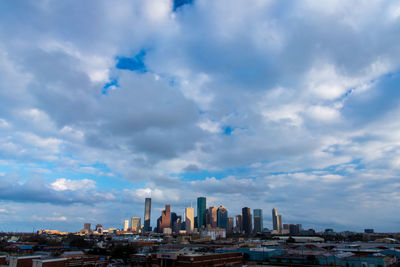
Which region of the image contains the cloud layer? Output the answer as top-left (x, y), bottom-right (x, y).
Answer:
top-left (0, 0), bottom-right (400, 232)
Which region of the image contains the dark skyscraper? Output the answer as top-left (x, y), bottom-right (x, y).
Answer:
top-left (144, 198), bottom-right (151, 231)
top-left (197, 197), bottom-right (206, 229)
top-left (253, 209), bottom-right (263, 233)
top-left (217, 206), bottom-right (228, 230)
top-left (242, 207), bottom-right (252, 234)
top-left (227, 217), bottom-right (234, 233)
top-left (272, 208), bottom-right (278, 231)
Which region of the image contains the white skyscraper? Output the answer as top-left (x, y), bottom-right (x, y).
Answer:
top-left (123, 219), bottom-right (129, 231)
top-left (185, 207), bottom-right (194, 233)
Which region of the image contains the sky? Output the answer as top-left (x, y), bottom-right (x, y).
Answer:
top-left (0, 0), bottom-right (400, 233)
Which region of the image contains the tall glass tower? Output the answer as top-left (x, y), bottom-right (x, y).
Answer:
top-left (144, 198), bottom-right (151, 231)
top-left (242, 207), bottom-right (252, 234)
top-left (253, 209), bottom-right (263, 233)
top-left (217, 206), bottom-right (228, 229)
top-left (197, 197), bottom-right (206, 229)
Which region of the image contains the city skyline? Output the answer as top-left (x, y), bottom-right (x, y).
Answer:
top-left (0, 0), bottom-right (400, 232)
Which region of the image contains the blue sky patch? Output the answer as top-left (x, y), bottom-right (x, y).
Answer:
top-left (116, 50), bottom-right (147, 72)
top-left (173, 0), bottom-right (194, 11)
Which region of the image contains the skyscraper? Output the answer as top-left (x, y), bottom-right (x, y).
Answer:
top-left (272, 208), bottom-right (278, 231)
top-left (235, 215), bottom-right (242, 232)
top-left (208, 206), bottom-right (218, 228)
top-left (144, 198), bottom-right (151, 232)
top-left (253, 209), bottom-right (263, 233)
top-left (217, 206), bottom-right (228, 230)
top-left (227, 217), bottom-right (234, 233)
top-left (123, 219), bottom-right (129, 231)
top-left (173, 215), bottom-right (182, 233)
top-left (278, 214), bottom-right (282, 233)
top-left (185, 207), bottom-right (194, 232)
top-left (197, 197), bottom-right (206, 229)
top-left (159, 204), bottom-right (171, 233)
top-left (171, 212), bottom-right (178, 229)
top-left (131, 217), bottom-right (141, 232)
top-left (242, 207), bottom-right (252, 234)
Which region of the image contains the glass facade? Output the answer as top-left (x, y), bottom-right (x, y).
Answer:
top-left (197, 197), bottom-right (206, 229)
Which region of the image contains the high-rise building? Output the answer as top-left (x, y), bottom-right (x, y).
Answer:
top-left (235, 215), bottom-right (242, 232)
top-left (278, 214), bottom-right (282, 233)
top-left (159, 204), bottom-right (171, 233)
top-left (131, 217), bottom-right (141, 232)
top-left (272, 208), bottom-right (278, 231)
top-left (217, 206), bottom-right (228, 230)
top-left (173, 216), bottom-right (182, 233)
top-left (242, 207), bottom-right (252, 234)
top-left (208, 206), bottom-right (218, 228)
top-left (227, 217), bottom-right (234, 233)
top-left (194, 216), bottom-right (198, 229)
top-left (95, 224), bottom-right (103, 234)
top-left (144, 198), bottom-right (151, 232)
top-left (197, 197), bottom-right (206, 229)
top-left (253, 209), bottom-right (263, 233)
top-left (84, 223), bottom-right (91, 231)
top-left (123, 220), bottom-right (129, 231)
top-left (171, 212), bottom-right (178, 229)
top-left (185, 207), bottom-right (194, 233)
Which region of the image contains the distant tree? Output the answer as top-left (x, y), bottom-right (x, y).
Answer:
top-left (88, 247), bottom-right (108, 255)
top-left (67, 236), bottom-right (90, 249)
top-left (286, 236), bottom-right (296, 243)
top-left (110, 244), bottom-right (138, 263)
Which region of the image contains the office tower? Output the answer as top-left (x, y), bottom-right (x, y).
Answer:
top-left (171, 212), bottom-right (178, 225)
top-left (123, 220), bottom-right (129, 231)
top-left (217, 206), bottom-right (228, 230)
top-left (227, 217), bottom-right (234, 233)
top-left (84, 223), bottom-right (91, 231)
top-left (208, 206), bottom-right (218, 228)
top-left (194, 216), bottom-right (198, 229)
top-left (173, 215), bottom-right (182, 233)
top-left (289, 224), bottom-right (301, 234)
top-left (131, 217), bottom-right (141, 232)
top-left (185, 207), bottom-right (194, 233)
top-left (278, 214), bottom-right (282, 233)
top-left (272, 208), bottom-right (278, 231)
top-left (171, 212), bottom-right (178, 232)
top-left (156, 216), bottom-right (161, 233)
top-left (95, 224), bottom-right (103, 234)
top-left (197, 197), bottom-right (206, 229)
top-left (144, 198), bottom-right (151, 232)
top-left (159, 204), bottom-right (171, 233)
top-left (253, 209), bottom-right (263, 233)
top-left (235, 215), bottom-right (242, 232)
top-left (242, 207), bottom-right (252, 234)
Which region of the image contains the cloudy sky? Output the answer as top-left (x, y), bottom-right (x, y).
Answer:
top-left (1, 0), bottom-right (400, 232)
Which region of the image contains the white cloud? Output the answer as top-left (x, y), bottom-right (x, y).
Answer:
top-left (50, 178), bottom-right (96, 192)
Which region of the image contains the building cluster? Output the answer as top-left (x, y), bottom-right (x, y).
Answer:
top-left (76, 196), bottom-right (308, 238)
top-left (147, 197), bottom-right (270, 236)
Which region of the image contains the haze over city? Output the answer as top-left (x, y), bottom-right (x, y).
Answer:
top-left (1, 0), bottom-right (400, 233)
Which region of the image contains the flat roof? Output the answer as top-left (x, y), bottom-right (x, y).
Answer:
top-left (32, 258), bottom-right (67, 263)
top-left (11, 256), bottom-right (41, 259)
